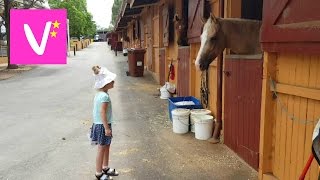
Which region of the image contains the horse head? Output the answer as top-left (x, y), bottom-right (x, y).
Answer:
top-left (174, 13), bottom-right (188, 46)
top-left (195, 14), bottom-right (225, 71)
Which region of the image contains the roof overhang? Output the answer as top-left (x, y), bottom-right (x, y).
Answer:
top-left (123, 6), bottom-right (143, 17)
top-left (114, 0), bottom-right (159, 31)
top-left (130, 0), bottom-right (159, 9)
top-left (116, 16), bottom-right (131, 30)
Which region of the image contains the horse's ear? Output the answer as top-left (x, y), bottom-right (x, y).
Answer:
top-left (210, 13), bottom-right (217, 23)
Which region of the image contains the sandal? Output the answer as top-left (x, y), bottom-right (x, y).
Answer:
top-left (95, 173), bottom-right (113, 180)
top-left (103, 168), bottom-right (119, 176)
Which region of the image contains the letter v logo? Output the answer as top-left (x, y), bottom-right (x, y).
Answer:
top-left (24, 21), bottom-right (52, 55)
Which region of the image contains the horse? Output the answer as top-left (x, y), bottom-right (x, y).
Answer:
top-left (174, 13), bottom-right (189, 46)
top-left (195, 14), bottom-right (262, 71)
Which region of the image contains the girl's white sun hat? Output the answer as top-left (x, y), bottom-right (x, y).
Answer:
top-left (93, 67), bottom-right (116, 89)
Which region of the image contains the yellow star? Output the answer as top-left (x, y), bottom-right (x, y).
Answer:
top-left (52, 20), bottom-right (60, 29)
top-left (50, 30), bottom-right (57, 38)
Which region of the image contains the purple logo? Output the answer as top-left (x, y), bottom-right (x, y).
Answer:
top-left (10, 9), bottom-right (67, 64)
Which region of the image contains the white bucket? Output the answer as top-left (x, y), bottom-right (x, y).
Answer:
top-left (194, 115), bottom-right (214, 140)
top-left (172, 108), bottom-right (190, 134)
top-left (190, 109), bottom-right (211, 133)
top-left (160, 87), bottom-right (171, 99)
top-left (123, 48), bottom-right (128, 56)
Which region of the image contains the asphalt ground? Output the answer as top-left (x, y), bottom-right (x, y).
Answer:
top-left (0, 42), bottom-right (257, 180)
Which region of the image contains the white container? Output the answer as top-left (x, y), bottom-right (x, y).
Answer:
top-left (172, 108), bottom-right (190, 134)
top-left (160, 87), bottom-right (171, 99)
top-left (123, 48), bottom-right (128, 56)
top-left (194, 115), bottom-right (214, 140)
top-left (190, 109), bottom-right (211, 133)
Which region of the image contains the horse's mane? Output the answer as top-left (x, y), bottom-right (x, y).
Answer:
top-left (218, 18), bottom-right (261, 22)
top-left (217, 18), bottom-right (262, 26)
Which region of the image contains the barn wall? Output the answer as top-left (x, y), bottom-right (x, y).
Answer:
top-left (146, 7), bottom-right (154, 72)
top-left (140, 8), bottom-right (148, 69)
top-left (260, 52), bottom-right (320, 180)
top-left (166, 45), bottom-right (178, 85)
top-left (190, 43), bottom-right (201, 100)
top-left (224, 0), bottom-right (241, 18)
top-left (163, 0), bottom-right (178, 86)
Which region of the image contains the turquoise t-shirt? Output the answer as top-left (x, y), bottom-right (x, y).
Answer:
top-left (93, 92), bottom-right (113, 124)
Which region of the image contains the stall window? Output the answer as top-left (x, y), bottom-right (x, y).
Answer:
top-left (241, 0), bottom-right (263, 20)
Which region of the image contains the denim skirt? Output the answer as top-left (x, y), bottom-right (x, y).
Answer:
top-left (89, 123), bottom-right (112, 145)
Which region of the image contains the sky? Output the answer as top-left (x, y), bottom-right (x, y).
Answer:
top-left (87, 0), bottom-right (114, 29)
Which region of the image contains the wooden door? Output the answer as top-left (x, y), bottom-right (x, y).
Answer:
top-left (224, 56), bottom-right (263, 170)
top-left (177, 46), bottom-right (190, 96)
top-left (153, 16), bottom-right (160, 47)
top-left (188, 0), bottom-right (206, 43)
top-left (261, 0), bottom-right (320, 53)
top-left (159, 48), bottom-right (166, 85)
top-left (146, 12), bottom-right (153, 71)
top-left (162, 4), bottom-right (169, 47)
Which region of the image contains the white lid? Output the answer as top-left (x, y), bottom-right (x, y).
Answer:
top-left (190, 109), bottom-right (211, 115)
top-left (194, 115), bottom-right (214, 123)
top-left (172, 108), bottom-right (190, 116)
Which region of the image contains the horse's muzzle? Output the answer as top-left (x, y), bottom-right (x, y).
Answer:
top-left (199, 62), bottom-right (210, 71)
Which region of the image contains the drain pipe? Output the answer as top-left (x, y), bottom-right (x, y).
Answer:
top-left (211, 0), bottom-right (224, 143)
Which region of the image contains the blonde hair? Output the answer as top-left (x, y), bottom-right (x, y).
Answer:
top-left (92, 66), bottom-right (101, 75)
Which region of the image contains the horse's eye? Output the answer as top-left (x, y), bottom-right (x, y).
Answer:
top-left (211, 37), bottom-right (217, 41)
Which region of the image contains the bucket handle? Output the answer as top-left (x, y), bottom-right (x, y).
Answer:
top-left (173, 115), bottom-right (190, 126)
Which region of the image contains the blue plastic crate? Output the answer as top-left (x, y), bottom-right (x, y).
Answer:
top-left (168, 96), bottom-right (203, 121)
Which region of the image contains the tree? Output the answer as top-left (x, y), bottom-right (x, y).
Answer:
top-left (83, 12), bottom-right (96, 38)
top-left (111, 0), bottom-right (122, 26)
top-left (0, 0), bottom-right (45, 69)
top-left (49, 0), bottom-right (96, 39)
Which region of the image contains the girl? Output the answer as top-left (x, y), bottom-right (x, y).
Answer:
top-left (90, 66), bottom-right (119, 180)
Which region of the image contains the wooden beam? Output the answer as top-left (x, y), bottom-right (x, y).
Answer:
top-left (259, 52), bottom-right (277, 179)
top-left (271, 82), bottom-right (320, 101)
top-left (129, 0), bottom-right (135, 8)
top-left (225, 54), bottom-right (263, 60)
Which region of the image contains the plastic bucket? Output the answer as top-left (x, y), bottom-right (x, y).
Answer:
top-left (172, 108), bottom-right (190, 134)
top-left (123, 48), bottom-right (128, 56)
top-left (190, 109), bottom-right (211, 133)
top-left (168, 96), bottom-right (202, 121)
top-left (194, 115), bottom-right (214, 140)
top-left (160, 87), bottom-right (171, 99)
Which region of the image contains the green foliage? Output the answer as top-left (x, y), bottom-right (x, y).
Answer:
top-left (111, 0), bottom-right (122, 26)
top-left (48, 0), bottom-right (60, 9)
top-left (49, 0), bottom-right (97, 38)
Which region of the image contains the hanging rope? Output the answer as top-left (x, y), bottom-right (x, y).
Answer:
top-left (269, 77), bottom-right (319, 125)
top-left (201, 70), bottom-right (209, 108)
